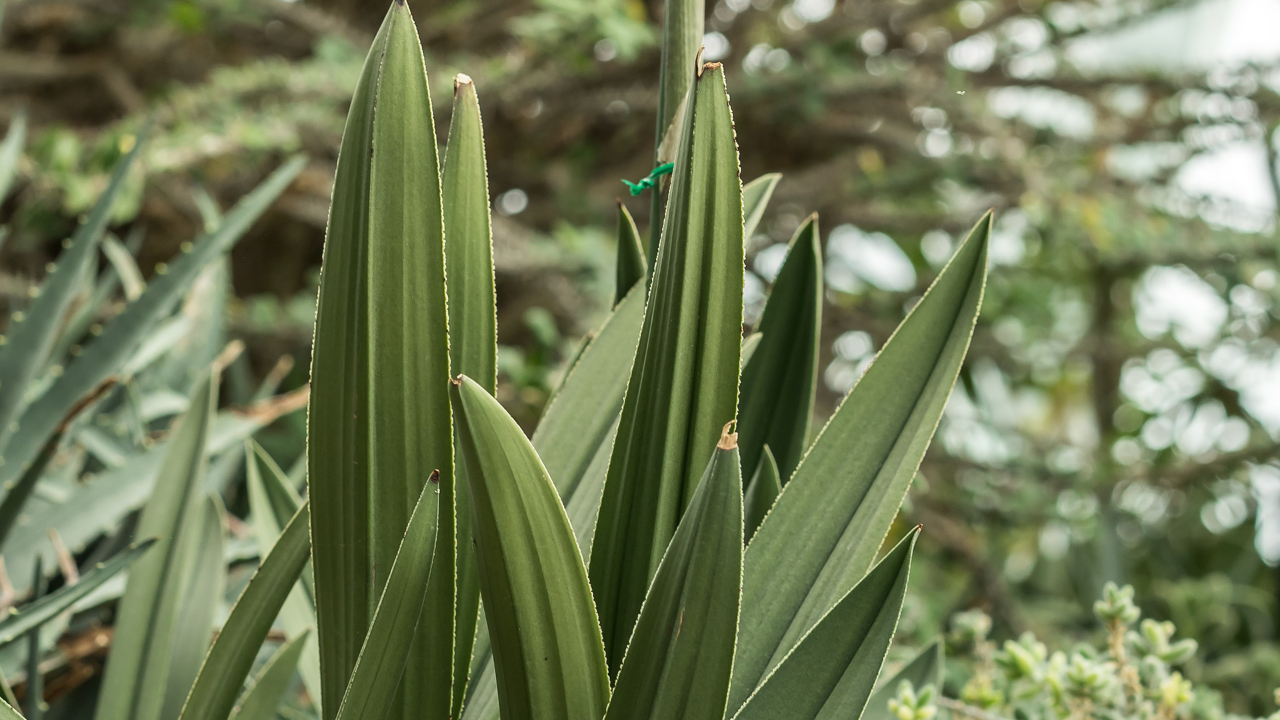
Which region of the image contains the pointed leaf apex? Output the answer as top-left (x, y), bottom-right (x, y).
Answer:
top-left (455, 73), bottom-right (474, 91)
top-left (451, 375), bottom-right (465, 386)
top-left (719, 421), bottom-right (739, 450)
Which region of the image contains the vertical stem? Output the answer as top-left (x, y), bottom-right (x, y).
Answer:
top-left (1090, 263), bottom-right (1124, 592)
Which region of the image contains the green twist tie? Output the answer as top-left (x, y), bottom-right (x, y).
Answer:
top-left (622, 162), bottom-right (675, 196)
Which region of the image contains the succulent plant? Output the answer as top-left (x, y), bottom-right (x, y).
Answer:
top-left (0, 0), bottom-right (991, 717)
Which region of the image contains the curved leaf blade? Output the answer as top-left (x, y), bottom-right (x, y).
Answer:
top-left (743, 445), bottom-right (780, 542)
top-left (730, 215), bottom-right (990, 710)
top-left (443, 73), bottom-right (497, 720)
top-left (306, 4), bottom-right (453, 718)
top-left (863, 641), bottom-right (944, 720)
top-left (590, 63), bottom-right (744, 673)
top-left (451, 376), bottom-right (610, 720)
top-left (0, 111), bottom-right (25, 202)
top-left (96, 371), bottom-right (219, 720)
top-left (614, 202), bottom-right (646, 305)
top-left (737, 215), bottom-right (822, 484)
top-left (741, 173), bottom-right (781, 242)
top-left (177, 503), bottom-right (312, 720)
top-left (229, 631), bottom-right (312, 720)
top-left (734, 531), bottom-right (918, 720)
top-left (604, 430), bottom-right (742, 720)
top-left (332, 479), bottom-right (441, 720)
top-left (161, 495), bottom-right (227, 720)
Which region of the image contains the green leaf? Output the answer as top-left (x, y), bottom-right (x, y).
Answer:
top-left (0, 111), bottom-right (24, 202)
top-left (614, 202), bottom-right (646, 305)
top-left (743, 445), bottom-right (780, 542)
top-left (740, 332), bottom-right (761, 370)
top-left (23, 556), bottom-right (46, 720)
top-left (95, 371), bottom-right (218, 720)
top-left (741, 173), bottom-right (781, 242)
top-left (604, 429), bottom-right (742, 720)
top-left (737, 215), bottom-right (822, 484)
top-left (245, 441), bottom-right (320, 709)
top-left (306, 4), bottom-right (453, 719)
top-left (0, 539), bottom-right (156, 646)
top-left (590, 62), bottom-right (744, 673)
top-left (0, 131), bottom-right (143, 451)
top-left (729, 215), bottom-right (990, 711)
top-left (733, 530), bottom-right (918, 720)
top-left (0, 156), bottom-right (303, 491)
top-left (0, 698), bottom-right (18, 720)
top-left (647, 0), bottom-right (705, 270)
top-left (102, 233), bottom-right (145, 301)
top-left (229, 631), bottom-right (311, 720)
top-left (161, 495), bottom-right (227, 720)
top-left (443, 72), bottom-right (497, 720)
top-left (332, 481), bottom-right (440, 720)
top-left (177, 503), bottom-right (312, 720)
top-left (462, 286), bottom-right (645, 719)
top-left (0, 427), bottom-right (65, 553)
top-left (451, 376), bottom-right (610, 720)
top-left (863, 641), bottom-right (944, 720)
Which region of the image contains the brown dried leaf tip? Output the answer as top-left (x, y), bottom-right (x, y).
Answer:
top-left (428, 469), bottom-right (441, 485)
top-left (454, 73), bottom-right (473, 94)
top-left (718, 421), bottom-right (738, 450)
top-left (451, 375), bottom-right (465, 387)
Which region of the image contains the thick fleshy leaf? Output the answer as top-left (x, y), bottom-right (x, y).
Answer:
top-left (462, 287), bottom-right (645, 719)
top-left (733, 531), bottom-right (918, 720)
top-left (246, 441), bottom-right (321, 707)
top-left (729, 215), bottom-right (990, 710)
top-left (22, 557), bottom-right (45, 720)
top-left (306, 3), bottom-right (453, 718)
top-left (0, 698), bottom-right (18, 720)
top-left (229, 632), bottom-right (311, 720)
top-left (0, 428), bottom-right (64, 553)
top-left (604, 429), bottom-right (742, 720)
top-left (0, 112), bottom-right (24, 202)
top-left (161, 495), bottom-right (227, 720)
top-left (737, 215), bottom-right (822, 484)
top-left (333, 480), bottom-right (441, 720)
top-left (0, 157), bottom-right (303, 490)
top-left (451, 376), bottom-right (610, 720)
top-left (647, 0), bottom-right (705, 270)
top-left (443, 72), bottom-right (497, 720)
top-left (96, 371), bottom-right (218, 720)
top-left (177, 503), bottom-right (312, 720)
top-left (741, 173), bottom-right (781, 241)
top-left (0, 540), bottom-right (155, 645)
top-left (0, 132), bottom-right (142, 451)
top-left (590, 63), bottom-right (744, 673)
top-left (863, 641), bottom-right (944, 720)
top-left (614, 202), bottom-right (646, 305)
top-left (743, 445), bottom-right (780, 541)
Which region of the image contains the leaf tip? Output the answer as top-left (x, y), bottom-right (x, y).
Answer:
top-left (454, 73), bottom-right (474, 93)
top-left (428, 469), bottom-right (441, 485)
top-left (718, 421), bottom-right (738, 450)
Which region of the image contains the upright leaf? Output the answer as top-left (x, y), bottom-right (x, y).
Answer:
top-left (0, 132), bottom-right (143, 450)
top-left (741, 173), bottom-right (781, 242)
top-left (306, 4), bottom-right (453, 718)
top-left (733, 531), bottom-right (918, 720)
top-left (229, 632), bottom-right (311, 720)
top-left (451, 376), bottom-right (610, 720)
top-left (743, 445), bottom-right (780, 541)
top-left (443, 72), bottom-right (497, 720)
top-left (729, 215), bottom-right (990, 709)
top-left (0, 157), bottom-right (302, 490)
top-left (177, 504), bottom-right (312, 720)
top-left (23, 557), bottom-right (46, 720)
top-left (604, 427), bottom-right (742, 720)
top-left (614, 202), bottom-right (646, 305)
top-left (463, 286), bottom-right (645, 719)
top-left (647, 0), bottom-right (706, 270)
top-left (96, 371), bottom-right (218, 720)
top-left (737, 215), bottom-right (822, 484)
top-left (590, 63), bottom-right (744, 673)
top-left (161, 495), bottom-right (227, 720)
top-left (863, 641), bottom-right (944, 720)
top-left (333, 480), bottom-right (441, 720)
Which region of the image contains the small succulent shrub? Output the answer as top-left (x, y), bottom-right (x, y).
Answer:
top-left (885, 583), bottom-right (1280, 720)
top-left (0, 1), bottom-right (990, 720)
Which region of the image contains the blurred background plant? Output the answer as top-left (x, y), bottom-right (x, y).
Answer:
top-left (2, 0), bottom-right (1280, 716)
